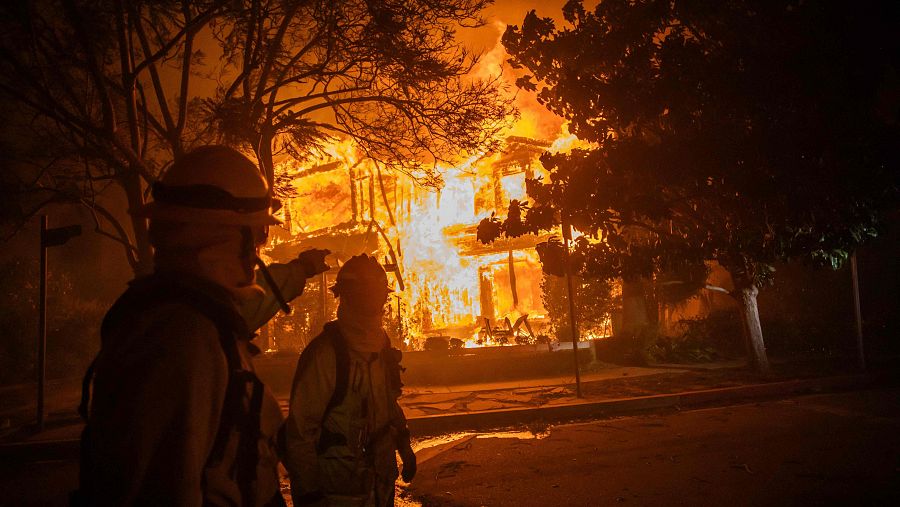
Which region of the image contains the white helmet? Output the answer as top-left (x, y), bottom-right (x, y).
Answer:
top-left (134, 145), bottom-right (281, 226)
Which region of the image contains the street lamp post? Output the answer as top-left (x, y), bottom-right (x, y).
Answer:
top-left (561, 217), bottom-right (582, 398)
top-left (37, 215), bottom-right (81, 430)
top-left (850, 252), bottom-right (866, 371)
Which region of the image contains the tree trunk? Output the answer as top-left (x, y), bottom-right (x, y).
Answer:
top-left (737, 283), bottom-right (771, 376)
top-left (619, 276), bottom-right (656, 364)
top-left (738, 307), bottom-right (756, 370)
top-left (123, 171), bottom-right (153, 276)
top-left (257, 131), bottom-right (276, 191)
top-left (508, 250), bottom-right (519, 309)
top-left (621, 277), bottom-right (652, 335)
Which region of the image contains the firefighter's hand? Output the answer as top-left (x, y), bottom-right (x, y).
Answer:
top-left (293, 249), bottom-right (331, 278)
top-left (400, 444), bottom-right (417, 482)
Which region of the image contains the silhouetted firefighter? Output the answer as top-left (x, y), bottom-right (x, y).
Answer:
top-left (73, 146), bottom-right (329, 506)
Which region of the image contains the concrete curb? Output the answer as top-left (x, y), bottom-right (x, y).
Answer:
top-left (0, 373), bottom-right (890, 461)
top-left (406, 373), bottom-right (888, 437)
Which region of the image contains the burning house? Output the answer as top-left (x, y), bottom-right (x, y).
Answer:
top-left (261, 136), bottom-right (561, 352)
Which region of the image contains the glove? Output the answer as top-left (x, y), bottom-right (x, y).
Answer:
top-left (399, 443), bottom-right (417, 483)
top-left (293, 248), bottom-right (331, 278)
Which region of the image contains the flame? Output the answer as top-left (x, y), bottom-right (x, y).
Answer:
top-left (399, 166), bottom-right (484, 337)
top-left (267, 126), bottom-right (594, 349)
top-left (548, 123), bottom-right (597, 154)
top-left (264, 20), bottom-right (609, 350)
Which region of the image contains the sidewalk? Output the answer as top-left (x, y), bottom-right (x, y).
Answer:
top-left (0, 362), bottom-right (728, 445)
top-left (1, 359), bottom-right (892, 458)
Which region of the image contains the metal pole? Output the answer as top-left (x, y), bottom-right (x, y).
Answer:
top-left (37, 215), bottom-right (47, 431)
top-left (562, 219), bottom-right (582, 398)
top-left (850, 252), bottom-right (866, 371)
top-left (320, 271), bottom-right (329, 324)
top-left (395, 294), bottom-right (403, 347)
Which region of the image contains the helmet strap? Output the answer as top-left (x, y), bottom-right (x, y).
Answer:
top-left (241, 226), bottom-right (291, 315)
top-left (255, 256), bottom-right (292, 315)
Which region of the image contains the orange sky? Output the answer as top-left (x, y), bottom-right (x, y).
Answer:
top-left (458, 0), bottom-right (571, 51)
top-left (180, 1), bottom-right (576, 144)
top-left (456, 1), bottom-right (573, 140)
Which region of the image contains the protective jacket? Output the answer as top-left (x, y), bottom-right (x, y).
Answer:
top-left (80, 273), bottom-right (284, 506)
top-left (283, 322), bottom-right (409, 507)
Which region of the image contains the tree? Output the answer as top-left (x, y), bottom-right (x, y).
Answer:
top-left (205, 0), bottom-right (514, 191)
top-left (541, 272), bottom-right (615, 342)
top-left (479, 0), bottom-right (899, 374)
top-left (0, 0), bottom-right (227, 274)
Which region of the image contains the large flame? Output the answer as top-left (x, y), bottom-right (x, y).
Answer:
top-left (265, 18), bottom-right (609, 350)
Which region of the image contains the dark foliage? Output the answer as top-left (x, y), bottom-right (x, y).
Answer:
top-left (650, 310), bottom-right (744, 363)
top-left (540, 273), bottom-right (616, 342)
top-left (481, 0), bottom-right (899, 286)
top-left (478, 0), bottom-right (900, 372)
top-left (206, 0), bottom-right (515, 189)
top-left (0, 0), bottom-right (228, 273)
top-left (0, 258), bottom-right (104, 385)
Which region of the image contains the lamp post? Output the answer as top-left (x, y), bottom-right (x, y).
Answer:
top-left (850, 252), bottom-right (866, 371)
top-left (37, 215), bottom-right (81, 430)
top-left (561, 217), bottom-right (582, 398)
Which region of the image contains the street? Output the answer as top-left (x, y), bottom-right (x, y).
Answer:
top-left (404, 388), bottom-right (900, 506)
top-left (2, 388), bottom-right (898, 506)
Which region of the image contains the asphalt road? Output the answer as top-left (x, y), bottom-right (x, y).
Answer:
top-left (2, 388), bottom-right (898, 506)
top-left (403, 388), bottom-right (900, 506)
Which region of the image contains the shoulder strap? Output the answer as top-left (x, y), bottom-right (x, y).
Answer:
top-left (292, 323), bottom-right (351, 419)
top-left (326, 329), bottom-right (350, 416)
top-left (383, 342), bottom-right (405, 397)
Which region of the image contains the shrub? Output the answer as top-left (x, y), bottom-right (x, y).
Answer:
top-left (648, 310), bottom-right (744, 363)
top-left (0, 257), bottom-right (104, 385)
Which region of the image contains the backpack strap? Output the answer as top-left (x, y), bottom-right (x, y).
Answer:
top-left (285, 323), bottom-right (351, 455)
top-left (290, 323), bottom-right (351, 420)
top-left (325, 328), bottom-right (350, 417)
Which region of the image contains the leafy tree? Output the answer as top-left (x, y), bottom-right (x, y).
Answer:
top-left (205, 0), bottom-right (514, 190)
top-left (541, 273), bottom-right (615, 342)
top-left (0, 0), bottom-right (230, 274)
top-left (0, 257), bottom-right (105, 385)
top-left (480, 0), bottom-right (899, 374)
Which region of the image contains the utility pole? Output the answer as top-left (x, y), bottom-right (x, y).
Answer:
top-left (37, 217), bottom-right (46, 431)
top-left (320, 271), bottom-right (329, 329)
top-left (394, 294), bottom-right (404, 348)
top-left (562, 218), bottom-right (582, 398)
top-left (37, 215), bottom-right (81, 430)
top-left (850, 252), bottom-right (866, 371)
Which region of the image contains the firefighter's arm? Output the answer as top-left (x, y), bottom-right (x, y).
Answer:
top-left (91, 307), bottom-right (228, 506)
top-left (241, 249), bottom-right (330, 331)
top-left (391, 380), bottom-right (416, 482)
top-left (284, 341), bottom-right (336, 505)
top-left (392, 397), bottom-right (417, 482)
top-left (384, 347), bottom-right (416, 481)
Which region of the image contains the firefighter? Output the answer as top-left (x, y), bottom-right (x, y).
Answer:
top-left (75, 145), bottom-right (328, 506)
top-left (284, 254), bottom-right (416, 507)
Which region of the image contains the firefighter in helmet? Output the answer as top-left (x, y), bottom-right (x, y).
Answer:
top-left (284, 254), bottom-right (416, 507)
top-left (77, 145), bottom-right (328, 506)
